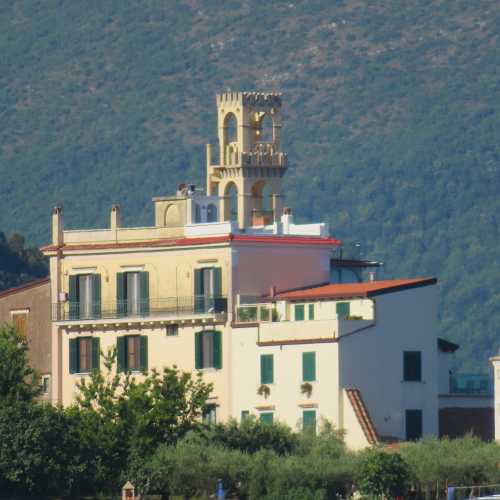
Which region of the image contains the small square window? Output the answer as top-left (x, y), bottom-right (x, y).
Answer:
top-left (166, 324), bottom-right (179, 336)
top-left (241, 410), bottom-right (250, 421)
top-left (260, 412), bottom-right (273, 425)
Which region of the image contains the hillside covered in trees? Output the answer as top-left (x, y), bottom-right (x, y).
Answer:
top-left (1, 0), bottom-right (499, 370)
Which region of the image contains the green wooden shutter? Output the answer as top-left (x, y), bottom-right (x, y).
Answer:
top-left (308, 303), bottom-right (315, 320)
top-left (69, 275), bottom-right (79, 320)
top-left (140, 272), bottom-right (149, 316)
top-left (260, 354), bottom-right (273, 384)
top-left (195, 331), bottom-right (203, 369)
top-left (194, 269), bottom-right (203, 312)
top-left (336, 302), bottom-right (350, 318)
top-left (69, 338), bottom-right (78, 374)
top-left (140, 336), bottom-right (148, 372)
top-left (303, 352), bottom-right (316, 382)
top-left (295, 304), bottom-right (305, 321)
top-left (213, 331), bottom-right (222, 369)
top-left (92, 274), bottom-right (101, 319)
top-left (303, 410), bottom-right (316, 433)
top-left (91, 337), bottom-right (100, 371)
top-left (260, 412), bottom-right (273, 425)
top-left (117, 273), bottom-right (126, 316)
top-left (117, 336), bottom-right (126, 372)
top-left (213, 268), bottom-right (222, 297)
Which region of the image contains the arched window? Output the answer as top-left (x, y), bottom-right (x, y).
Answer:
top-left (262, 184), bottom-right (272, 211)
top-left (224, 113), bottom-right (237, 144)
top-left (258, 114), bottom-right (273, 142)
top-left (225, 183), bottom-right (238, 222)
top-left (164, 204), bottom-right (179, 227)
top-left (207, 204), bottom-right (218, 223)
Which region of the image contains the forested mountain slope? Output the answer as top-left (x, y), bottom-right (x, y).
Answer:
top-left (1, 0), bottom-right (499, 369)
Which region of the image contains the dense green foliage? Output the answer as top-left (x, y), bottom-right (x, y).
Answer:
top-left (0, 324), bottom-right (41, 402)
top-left (357, 450), bottom-right (411, 498)
top-left (0, 232), bottom-right (47, 291)
top-left (1, 326), bottom-right (500, 498)
top-left (1, 1), bottom-right (499, 367)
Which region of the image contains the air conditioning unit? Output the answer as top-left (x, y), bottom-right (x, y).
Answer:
top-left (59, 292), bottom-right (68, 303)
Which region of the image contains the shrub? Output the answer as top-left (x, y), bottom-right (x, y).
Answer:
top-left (357, 449), bottom-right (411, 498)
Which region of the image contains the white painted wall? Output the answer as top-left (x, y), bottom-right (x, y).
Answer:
top-left (231, 325), bottom-right (341, 431)
top-left (339, 285), bottom-right (439, 441)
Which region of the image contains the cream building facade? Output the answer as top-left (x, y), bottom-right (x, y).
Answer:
top-left (42, 91), bottom-right (442, 448)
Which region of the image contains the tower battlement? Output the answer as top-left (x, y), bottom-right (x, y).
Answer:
top-left (216, 91), bottom-right (282, 107)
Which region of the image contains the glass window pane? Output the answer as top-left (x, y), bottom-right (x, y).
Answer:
top-left (303, 352), bottom-right (316, 382)
top-left (79, 275), bottom-right (93, 319)
top-left (202, 331), bottom-right (214, 368)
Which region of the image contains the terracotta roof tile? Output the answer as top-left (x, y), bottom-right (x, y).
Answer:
top-left (274, 277), bottom-right (437, 301)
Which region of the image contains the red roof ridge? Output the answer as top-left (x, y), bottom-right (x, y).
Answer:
top-left (0, 277), bottom-right (50, 300)
top-left (274, 277), bottom-right (437, 301)
top-left (345, 388), bottom-right (379, 445)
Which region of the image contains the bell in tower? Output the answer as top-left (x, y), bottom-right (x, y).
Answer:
top-left (206, 91), bottom-right (288, 229)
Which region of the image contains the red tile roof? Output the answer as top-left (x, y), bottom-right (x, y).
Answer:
top-left (41, 233), bottom-right (341, 253)
top-left (274, 277), bottom-right (437, 301)
top-left (0, 277), bottom-right (50, 300)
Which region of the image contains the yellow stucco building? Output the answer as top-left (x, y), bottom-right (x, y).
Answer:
top-left (42, 91), bottom-right (441, 448)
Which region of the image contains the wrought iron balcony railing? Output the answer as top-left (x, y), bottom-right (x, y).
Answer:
top-left (52, 296), bottom-right (227, 322)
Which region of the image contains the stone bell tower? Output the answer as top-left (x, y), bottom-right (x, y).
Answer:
top-left (206, 91), bottom-right (287, 229)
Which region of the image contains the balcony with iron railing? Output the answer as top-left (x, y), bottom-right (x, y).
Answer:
top-left (52, 296), bottom-right (227, 323)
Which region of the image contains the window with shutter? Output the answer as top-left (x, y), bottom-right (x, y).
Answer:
top-left (195, 330), bottom-right (221, 369)
top-left (117, 336), bottom-right (126, 372)
top-left (260, 354), bottom-right (274, 384)
top-left (294, 304), bottom-right (305, 321)
top-left (403, 351), bottom-right (422, 382)
top-left (303, 410), bottom-right (316, 433)
top-left (405, 409), bottom-right (423, 440)
top-left (260, 412), bottom-right (273, 425)
top-left (308, 303), bottom-right (315, 320)
top-left (336, 302), bottom-right (350, 318)
top-left (140, 336), bottom-right (148, 371)
top-left (91, 338), bottom-right (100, 371)
top-left (11, 312), bottom-right (28, 339)
top-left (302, 352), bottom-right (316, 382)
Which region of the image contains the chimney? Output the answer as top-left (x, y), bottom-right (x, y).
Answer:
top-left (110, 204), bottom-right (121, 230)
top-left (269, 285), bottom-right (277, 298)
top-left (281, 207), bottom-right (293, 234)
top-left (52, 206), bottom-right (63, 246)
top-left (368, 271), bottom-right (376, 282)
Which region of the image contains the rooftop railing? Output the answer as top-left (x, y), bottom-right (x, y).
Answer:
top-left (52, 296), bottom-right (227, 322)
top-left (449, 373), bottom-right (492, 396)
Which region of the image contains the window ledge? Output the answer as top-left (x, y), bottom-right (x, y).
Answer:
top-left (198, 367), bottom-right (219, 373)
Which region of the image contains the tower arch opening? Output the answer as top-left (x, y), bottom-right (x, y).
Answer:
top-left (257, 114), bottom-right (274, 143)
top-left (223, 113), bottom-right (238, 145)
top-left (224, 182), bottom-right (238, 222)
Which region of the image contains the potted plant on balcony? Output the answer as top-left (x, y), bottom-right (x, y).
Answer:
top-left (257, 384), bottom-right (271, 399)
top-left (300, 382), bottom-right (313, 398)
